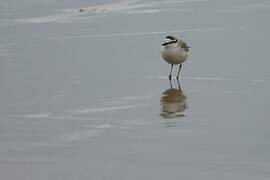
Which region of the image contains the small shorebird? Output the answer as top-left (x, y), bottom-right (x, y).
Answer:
top-left (161, 35), bottom-right (190, 79)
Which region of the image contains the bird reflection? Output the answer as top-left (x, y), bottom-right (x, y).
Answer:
top-left (160, 79), bottom-right (187, 120)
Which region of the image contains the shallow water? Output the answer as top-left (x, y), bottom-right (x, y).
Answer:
top-left (1, 0), bottom-right (270, 179)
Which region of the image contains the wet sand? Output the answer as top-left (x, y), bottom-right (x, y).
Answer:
top-left (1, 0), bottom-right (270, 179)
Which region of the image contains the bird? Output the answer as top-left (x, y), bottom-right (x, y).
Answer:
top-left (161, 35), bottom-right (190, 79)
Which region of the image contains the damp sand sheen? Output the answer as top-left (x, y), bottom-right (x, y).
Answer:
top-left (1, 0), bottom-right (270, 179)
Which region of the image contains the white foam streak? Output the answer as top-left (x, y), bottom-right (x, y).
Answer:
top-left (78, 0), bottom-right (209, 13)
top-left (54, 28), bottom-right (221, 40)
top-left (18, 113), bottom-right (51, 119)
top-left (186, 77), bottom-right (265, 83)
top-left (106, 96), bottom-right (150, 106)
top-left (13, 0), bottom-right (211, 24)
top-left (78, 0), bottom-right (148, 13)
top-left (69, 105), bottom-right (138, 114)
top-left (63, 129), bottom-right (104, 141)
top-left (14, 13), bottom-right (79, 23)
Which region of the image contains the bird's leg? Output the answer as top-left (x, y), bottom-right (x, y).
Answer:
top-left (176, 64), bottom-right (182, 79)
top-left (169, 78), bottom-right (173, 89)
top-left (168, 64), bottom-right (173, 80)
top-left (176, 78), bottom-right (182, 91)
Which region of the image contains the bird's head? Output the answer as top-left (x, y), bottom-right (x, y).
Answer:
top-left (162, 35), bottom-right (178, 46)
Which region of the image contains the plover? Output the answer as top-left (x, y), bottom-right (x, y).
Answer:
top-left (161, 35), bottom-right (190, 79)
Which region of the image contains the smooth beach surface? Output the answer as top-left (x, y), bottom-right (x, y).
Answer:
top-left (1, 0), bottom-right (270, 179)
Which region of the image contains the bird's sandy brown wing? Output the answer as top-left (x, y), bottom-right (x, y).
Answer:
top-left (178, 39), bottom-right (189, 52)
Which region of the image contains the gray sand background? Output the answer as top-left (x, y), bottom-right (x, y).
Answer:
top-left (1, 0), bottom-right (270, 179)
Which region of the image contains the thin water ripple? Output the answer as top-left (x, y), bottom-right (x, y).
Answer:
top-left (148, 76), bottom-right (266, 83)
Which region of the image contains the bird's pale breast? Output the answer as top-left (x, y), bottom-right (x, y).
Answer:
top-left (161, 46), bottom-right (188, 65)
